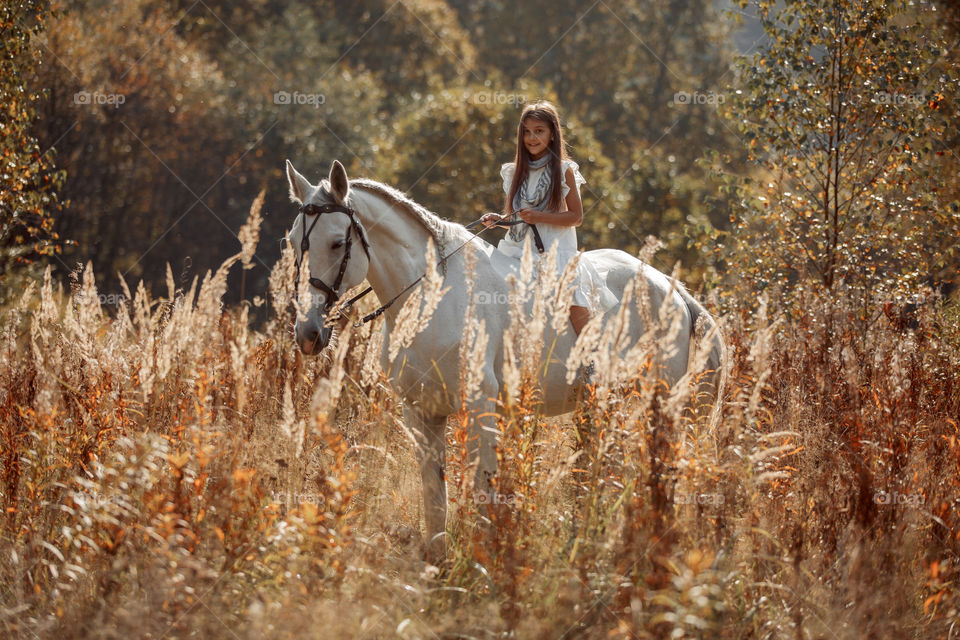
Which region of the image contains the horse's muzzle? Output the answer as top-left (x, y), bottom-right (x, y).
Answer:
top-left (297, 324), bottom-right (332, 355)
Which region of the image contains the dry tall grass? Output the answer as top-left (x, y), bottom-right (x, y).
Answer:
top-left (1, 200), bottom-right (958, 638)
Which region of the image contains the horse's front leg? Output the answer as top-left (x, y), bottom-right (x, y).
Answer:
top-left (404, 403), bottom-right (448, 565)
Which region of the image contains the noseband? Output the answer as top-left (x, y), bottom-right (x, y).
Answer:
top-left (293, 200), bottom-right (371, 312)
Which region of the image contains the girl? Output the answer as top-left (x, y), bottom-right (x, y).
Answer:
top-left (482, 100), bottom-right (617, 338)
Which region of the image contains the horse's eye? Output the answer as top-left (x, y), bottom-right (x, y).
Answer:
top-left (331, 239), bottom-right (345, 250)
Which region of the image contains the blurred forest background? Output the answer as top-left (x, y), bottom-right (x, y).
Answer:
top-left (2, 0), bottom-right (959, 305)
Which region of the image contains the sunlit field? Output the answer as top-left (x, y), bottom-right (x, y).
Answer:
top-left (1, 197), bottom-right (958, 638)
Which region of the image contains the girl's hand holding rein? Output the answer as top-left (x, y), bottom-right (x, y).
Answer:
top-left (481, 212), bottom-right (510, 228)
top-left (514, 208), bottom-right (540, 224)
top-left (496, 205), bottom-right (582, 228)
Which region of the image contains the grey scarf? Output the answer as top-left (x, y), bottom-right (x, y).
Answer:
top-left (509, 155), bottom-right (552, 242)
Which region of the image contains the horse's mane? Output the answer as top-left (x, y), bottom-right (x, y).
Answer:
top-left (349, 179), bottom-right (462, 254)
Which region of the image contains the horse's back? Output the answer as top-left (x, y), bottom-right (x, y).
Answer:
top-left (585, 247), bottom-right (724, 399)
top-left (584, 248), bottom-right (680, 308)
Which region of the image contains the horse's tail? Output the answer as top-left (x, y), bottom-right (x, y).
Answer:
top-left (678, 287), bottom-right (726, 416)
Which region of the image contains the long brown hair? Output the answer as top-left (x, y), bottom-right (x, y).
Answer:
top-left (505, 101), bottom-right (567, 214)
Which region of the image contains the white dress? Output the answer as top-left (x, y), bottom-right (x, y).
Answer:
top-left (491, 159), bottom-right (618, 314)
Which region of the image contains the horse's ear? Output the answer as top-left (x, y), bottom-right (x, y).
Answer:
top-left (328, 160), bottom-right (350, 204)
top-left (286, 159), bottom-right (311, 203)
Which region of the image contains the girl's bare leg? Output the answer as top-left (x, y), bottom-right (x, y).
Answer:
top-left (569, 305), bottom-right (591, 336)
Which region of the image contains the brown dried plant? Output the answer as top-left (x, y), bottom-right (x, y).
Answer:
top-left (1, 195), bottom-right (958, 638)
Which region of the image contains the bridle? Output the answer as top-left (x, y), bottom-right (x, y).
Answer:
top-left (292, 196), bottom-right (542, 328)
top-left (293, 198), bottom-right (371, 313)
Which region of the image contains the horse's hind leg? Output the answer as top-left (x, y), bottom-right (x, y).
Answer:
top-left (467, 379), bottom-right (500, 502)
top-left (404, 404), bottom-right (448, 565)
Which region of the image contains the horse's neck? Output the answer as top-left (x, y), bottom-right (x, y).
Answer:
top-left (351, 189), bottom-right (436, 319)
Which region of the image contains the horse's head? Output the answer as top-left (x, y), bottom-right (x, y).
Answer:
top-left (286, 159), bottom-right (371, 355)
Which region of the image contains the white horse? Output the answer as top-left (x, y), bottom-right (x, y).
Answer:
top-left (285, 159), bottom-right (724, 562)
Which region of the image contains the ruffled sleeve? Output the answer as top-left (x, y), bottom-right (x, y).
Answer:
top-left (500, 162), bottom-right (515, 195)
top-left (561, 159), bottom-right (586, 198)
